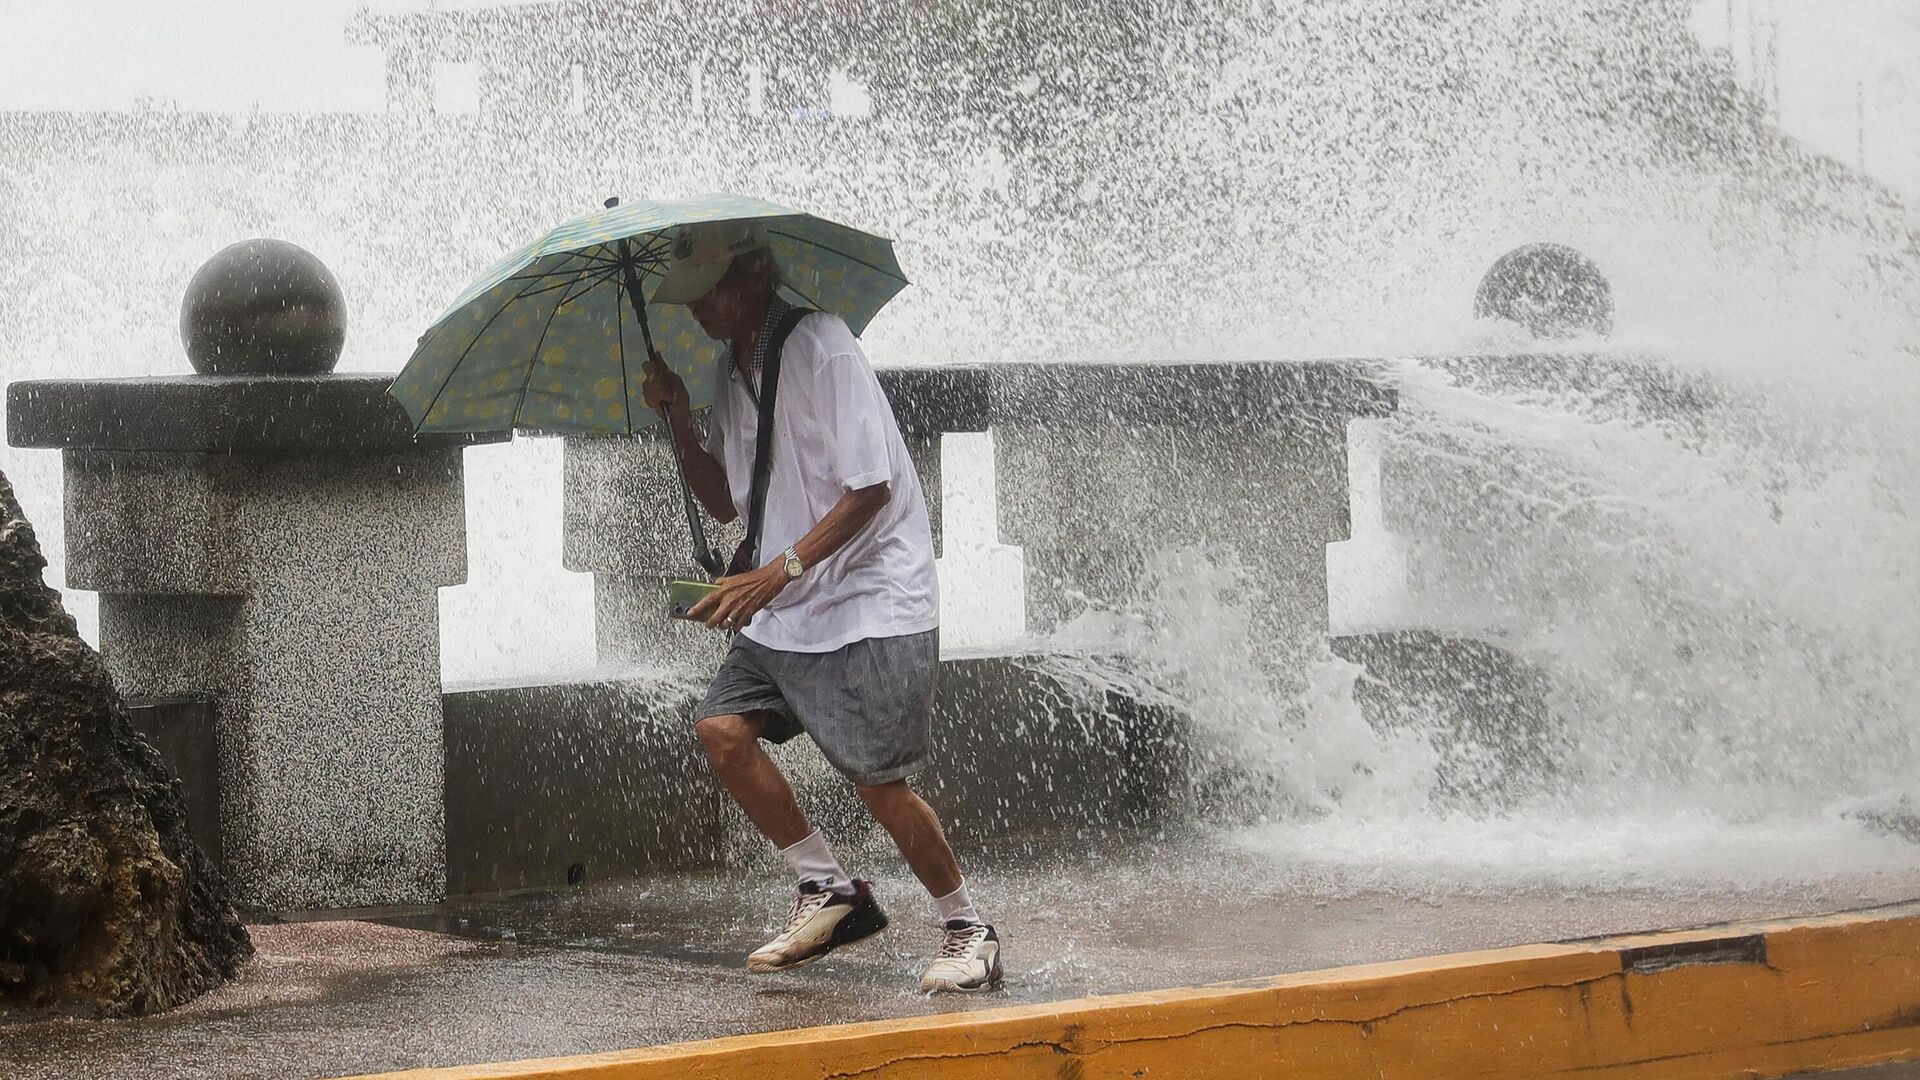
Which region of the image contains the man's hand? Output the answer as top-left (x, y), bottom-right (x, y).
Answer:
top-left (686, 562), bottom-right (788, 632)
top-left (686, 484), bottom-right (889, 632)
top-left (641, 352), bottom-right (692, 432)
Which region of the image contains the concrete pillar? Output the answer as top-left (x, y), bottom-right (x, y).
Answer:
top-left (562, 434), bottom-right (736, 671)
top-left (991, 362), bottom-right (1395, 668)
top-left (8, 375), bottom-right (496, 911)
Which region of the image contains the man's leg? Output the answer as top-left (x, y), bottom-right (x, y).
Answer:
top-left (855, 780), bottom-right (961, 897)
top-left (858, 780), bottom-right (1001, 992)
top-left (696, 712), bottom-right (886, 972)
top-left (693, 712), bottom-right (809, 847)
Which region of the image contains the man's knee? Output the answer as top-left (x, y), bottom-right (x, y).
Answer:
top-left (855, 779), bottom-right (915, 812)
top-left (695, 713), bottom-right (759, 767)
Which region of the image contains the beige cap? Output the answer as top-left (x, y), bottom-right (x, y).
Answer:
top-left (650, 219), bottom-right (772, 304)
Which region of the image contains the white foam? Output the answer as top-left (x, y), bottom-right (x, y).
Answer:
top-left (1225, 808), bottom-right (1920, 897)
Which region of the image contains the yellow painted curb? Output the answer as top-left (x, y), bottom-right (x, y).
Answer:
top-left (344, 901), bottom-right (1920, 1080)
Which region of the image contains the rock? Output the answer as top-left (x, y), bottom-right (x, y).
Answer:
top-left (0, 469), bottom-right (250, 1016)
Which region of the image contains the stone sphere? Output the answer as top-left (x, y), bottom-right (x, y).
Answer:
top-left (180, 239), bottom-right (346, 375)
top-left (1473, 242), bottom-right (1613, 340)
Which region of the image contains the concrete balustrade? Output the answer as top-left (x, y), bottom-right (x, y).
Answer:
top-left (6, 374), bottom-right (500, 910)
top-left (9, 356), bottom-right (1397, 908)
top-left (560, 360), bottom-right (1395, 666)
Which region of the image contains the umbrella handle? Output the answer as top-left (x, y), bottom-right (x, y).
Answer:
top-left (617, 233), bottom-right (726, 579)
top-left (663, 411), bottom-right (728, 579)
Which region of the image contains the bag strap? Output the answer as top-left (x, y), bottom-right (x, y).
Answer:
top-left (729, 306), bottom-right (815, 576)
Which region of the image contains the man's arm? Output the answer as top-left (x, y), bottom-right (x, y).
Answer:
top-left (686, 482), bottom-right (890, 630)
top-left (668, 408), bottom-right (737, 524)
top-left (792, 482), bottom-right (890, 570)
top-left (643, 354), bottom-right (735, 523)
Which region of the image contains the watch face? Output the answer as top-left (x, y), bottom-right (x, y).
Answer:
top-left (783, 551), bottom-right (803, 577)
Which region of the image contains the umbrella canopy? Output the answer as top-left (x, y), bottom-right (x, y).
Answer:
top-left (388, 194), bottom-right (908, 435)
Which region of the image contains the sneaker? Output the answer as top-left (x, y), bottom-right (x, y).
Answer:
top-left (746, 879), bottom-right (888, 973)
top-left (919, 919), bottom-right (1003, 993)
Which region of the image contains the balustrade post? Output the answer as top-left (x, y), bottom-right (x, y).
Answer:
top-left (6, 376), bottom-right (496, 910)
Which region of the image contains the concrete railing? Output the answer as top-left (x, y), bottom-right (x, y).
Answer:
top-left (9, 358), bottom-right (1393, 908)
top-left (989, 361), bottom-right (1393, 653)
top-left (564, 360), bottom-right (1393, 666)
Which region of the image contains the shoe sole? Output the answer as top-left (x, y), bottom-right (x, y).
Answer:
top-left (747, 901), bottom-right (890, 974)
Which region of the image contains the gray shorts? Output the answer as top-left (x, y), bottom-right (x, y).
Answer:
top-left (695, 629), bottom-right (938, 787)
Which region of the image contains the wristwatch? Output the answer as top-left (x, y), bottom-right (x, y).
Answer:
top-left (781, 546), bottom-right (804, 580)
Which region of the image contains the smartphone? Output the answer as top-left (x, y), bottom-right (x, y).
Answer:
top-left (667, 579), bottom-right (719, 620)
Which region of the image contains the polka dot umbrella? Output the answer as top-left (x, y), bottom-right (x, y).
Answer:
top-left (389, 193), bottom-right (907, 438)
top-left (387, 193), bottom-right (909, 575)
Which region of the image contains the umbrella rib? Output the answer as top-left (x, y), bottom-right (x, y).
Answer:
top-left (633, 233), bottom-right (673, 263)
top-left (510, 261), bottom-right (599, 428)
top-left (505, 252), bottom-right (619, 283)
top-left (563, 248), bottom-right (622, 267)
top-left (413, 268), bottom-right (558, 435)
top-left (510, 265), bottom-right (619, 301)
top-left (780, 277), bottom-right (835, 317)
top-left (557, 266), bottom-right (620, 308)
top-left (504, 276), bottom-right (592, 301)
top-left (503, 267), bottom-right (592, 284)
top-left (765, 228), bottom-right (908, 283)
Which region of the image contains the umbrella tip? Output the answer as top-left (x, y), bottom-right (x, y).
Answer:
top-left (603, 196), bottom-right (620, 209)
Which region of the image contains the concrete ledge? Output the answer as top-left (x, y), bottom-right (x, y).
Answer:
top-left (110, 651), bottom-right (1187, 901)
top-left (342, 902), bottom-right (1920, 1079)
top-left (987, 359), bottom-right (1396, 426)
top-left (440, 654), bottom-right (1187, 894)
top-left (6, 375), bottom-right (506, 453)
top-left (441, 676), bottom-right (729, 893)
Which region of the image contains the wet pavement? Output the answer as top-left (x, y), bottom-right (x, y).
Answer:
top-left (4, 835), bottom-right (1918, 1080)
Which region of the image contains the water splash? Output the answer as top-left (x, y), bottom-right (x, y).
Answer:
top-left (2, 0), bottom-right (1917, 893)
top-left (1036, 548), bottom-right (1440, 822)
top-left (1033, 338), bottom-right (1920, 891)
top-left (1392, 347), bottom-right (1919, 795)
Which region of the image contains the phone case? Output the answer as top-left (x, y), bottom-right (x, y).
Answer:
top-left (667, 579), bottom-right (719, 620)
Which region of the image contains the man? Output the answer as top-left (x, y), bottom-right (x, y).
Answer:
top-left (640, 219), bottom-right (1002, 993)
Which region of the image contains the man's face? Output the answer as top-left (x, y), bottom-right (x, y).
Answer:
top-left (686, 269), bottom-right (756, 342)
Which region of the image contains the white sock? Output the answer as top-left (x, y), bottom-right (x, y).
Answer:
top-left (932, 880), bottom-right (982, 926)
top-left (779, 829), bottom-right (856, 896)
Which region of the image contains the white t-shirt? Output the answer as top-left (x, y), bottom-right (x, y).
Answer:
top-left (701, 311), bottom-right (940, 653)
